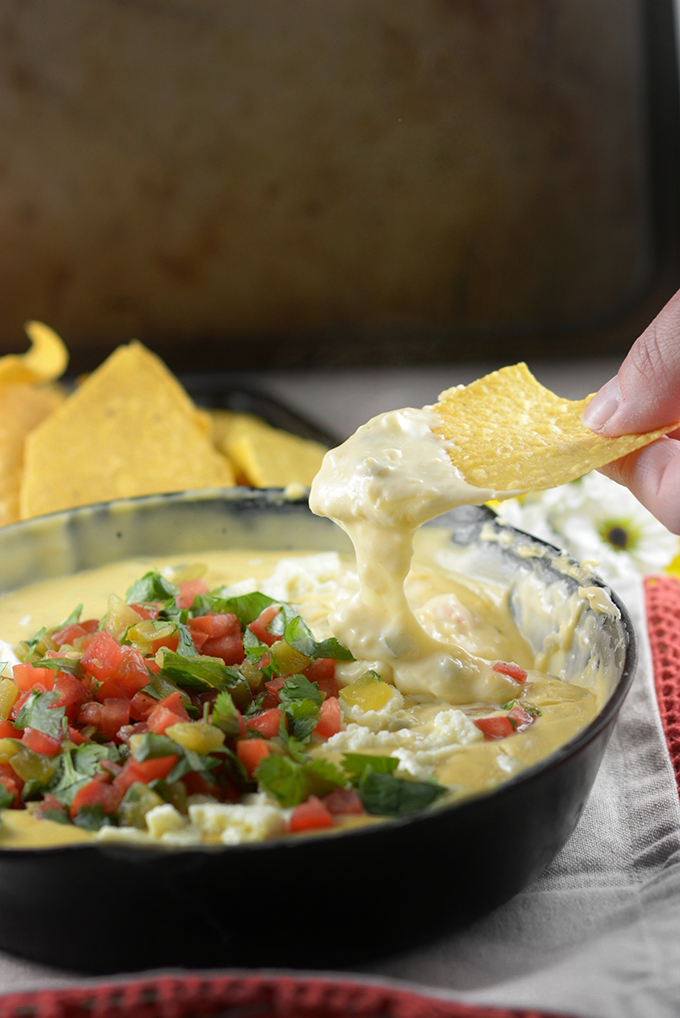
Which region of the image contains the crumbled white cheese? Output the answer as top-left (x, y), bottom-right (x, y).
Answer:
top-left (145, 803), bottom-right (187, 839)
top-left (324, 707), bottom-right (483, 779)
top-left (496, 751), bottom-right (521, 775)
top-left (257, 552), bottom-right (358, 606)
top-left (188, 802), bottom-right (286, 843)
top-left (95, 825), bottom-right (151, 843)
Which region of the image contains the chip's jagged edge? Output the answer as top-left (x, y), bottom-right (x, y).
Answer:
top-left (433, 362), bottom-right (679, 496)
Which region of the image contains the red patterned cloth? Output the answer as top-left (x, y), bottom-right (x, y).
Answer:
top-left (0, 974), bottom-right (577, 1018)
top-left (1, 579), bottom-right (678, 1018)
top-left (644, 575), bottom-right (680, 793)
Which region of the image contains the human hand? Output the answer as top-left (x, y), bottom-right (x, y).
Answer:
top-left (581, 290), bottom-right (680, 535)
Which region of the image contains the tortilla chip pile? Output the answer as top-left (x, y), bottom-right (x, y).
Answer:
top-left (434, 362), bottom-right (679, 495)
top-left (0, 328), bottom-right (328, 525)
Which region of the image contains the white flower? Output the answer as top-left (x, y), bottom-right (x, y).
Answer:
top-left (495, 472), bottom-right (679, 582)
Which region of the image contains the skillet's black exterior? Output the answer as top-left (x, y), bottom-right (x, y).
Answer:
top-left (0, 491), bottom-right (636, 973)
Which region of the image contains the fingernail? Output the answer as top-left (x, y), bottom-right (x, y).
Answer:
top-left (581, 377), bottom-right (621, 433)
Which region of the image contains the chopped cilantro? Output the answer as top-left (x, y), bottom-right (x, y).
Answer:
top-left (51, 743), bottom-right (116, 806)
top-left (32, 656), bottom-right (84, 677)
top-left (15, 689), bottom-right (65, 742)
top-left (280, 698), bottom-right (320, 744)
top-left (125, 571), bottom-right (179, 604)
top-left (211, 691), bottom-right (241, 736)
top-left (73, 804), bottom-right (112, 831)
top-left (131, 732), bottom-right (180, 762)
top-left (278, 674), bottom-right (322, 707)
top-left (192, 590), bottom-right (277, 628)
top-left (277, 607), bottom-right (354, 661)
top-left (342, 753), bottom-right (399, 782)
top-left (358, 771), bottom-right (446, 817)
top-left (255, 754), bottom-right (345, 806)
top-left (40, 808), bottom-right (70, 825)
top-left (0, 784), bottom-right (15, 809)
top-left (254, 754), bottom-right (309, 807)
top-left (242, 692), bottom-right (266, 717)
top-left (56, 604), bottom-right (83, 629)
top-left (158, 651), bottom-right (251, 708)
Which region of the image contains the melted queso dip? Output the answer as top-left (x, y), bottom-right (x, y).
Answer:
top-left (0, 405), bottom-right (618, 848)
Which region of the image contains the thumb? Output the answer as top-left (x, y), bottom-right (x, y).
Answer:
top-left (582, 290), bottom-right (680, 437)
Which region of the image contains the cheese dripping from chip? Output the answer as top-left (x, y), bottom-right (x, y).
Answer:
top-left (309, 363), bottom-right (679, 705)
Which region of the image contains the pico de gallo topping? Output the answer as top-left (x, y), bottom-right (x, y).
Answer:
top-left (0, 568), bottom-right (449, 843)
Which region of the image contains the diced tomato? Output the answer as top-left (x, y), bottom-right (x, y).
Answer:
top-left (182, 771), bottom-right (219, 797)
top-left (80, 631), bottom-right (124, 681)
top-left (474, 716), bottom-right (515, 740)
top-left (100, 697), bottom-right (131, 741)
top-left (0, 719), bottom-right (17, 738)
top-left (190, 613), bottom-right (244, 664)
top-left (492, 661), bottom-right (527, 683)
top-left (190, 629), bottom-right (210, 653)
top-left (130, 690), bottom-right (157, 722)
top-left (129, 602), bottom-right (160, 621)
top-left (77, 701), bottom-right (103, 728)
top-left (190, 613), bottom-right (239, 638)
top-left (0, 775), bottom-right (19, 806)
top-left (146, 690), bottom-right (189, 734)
top-left (70, 778), bottom-right (123, 818)
top-left (260, 676), bottom-right (286, 709)
top-left (52, 674), bottom-right (88, 721)
top-left (53, 673), bottom-right (87, 708)
top-left (304, 658), bottom-right (339, 700)
top-left (22, 727), bottom-right (62, 756)
top-left (68, 725), bottom-right (90, 745)
top-left (176, 578), bottom-right (209, 610)
top-left (246, 707), bottom-right (282, 739)
top-left (95, 675), bottom-right (125, 702)
top-left (289, 795), bottom-right (334, 833)
top-left (145, 659), bottom-right (161, 674)
top-left (116, 722), bottom-right (149, 745)
top-left (12, 663), bottom-right (55, 693)
top-left (50, 619), bottom-right (97, 647)
top-left (201, 632), bottom-right (244, 665)
top-left (113, 754), bottom-right (178, 794)
top-left (248, 605), bottom-right (280, 646)
top-left (507, 703), bottom-right (536, 732)
top-left (323, 788), bottom-right (364, 815)
top-left (111, 645), bottom-right (150, 698)
top-left (150, 630), bottom-right (179, 654)
top-left (314, 696), bottom-right (341, 739)
top-left (236, 738), bottom-right (271, 777)
top-left (51, 622), bottom-right (88, 648)
top-left (33, 793), bottom-right (67, 820)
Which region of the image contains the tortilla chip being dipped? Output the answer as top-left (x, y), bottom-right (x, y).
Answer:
top-left (434, 362), bottom-right (680, 495)
top-left (20, 341), bottom-right (234, 519)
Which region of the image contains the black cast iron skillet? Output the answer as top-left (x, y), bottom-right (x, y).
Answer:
top-left (0, 490), bottom-right (636, 974)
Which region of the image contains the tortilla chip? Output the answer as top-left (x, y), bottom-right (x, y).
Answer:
top-left (0, 384), bottom-right (64, 526)
top-left (20, 342), bottom-right (234, 519)
top-left (0, 322), bottom-right (68, 386)
top-left (208, 409), bottom-right (264, 453)
top-left (434, 362), bottom-right (680, 495)
top-left (218, 415), bottom-right (327, 488)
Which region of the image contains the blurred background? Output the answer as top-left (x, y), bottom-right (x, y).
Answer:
top-left (0, 0), bottom-right (678, 409)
